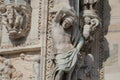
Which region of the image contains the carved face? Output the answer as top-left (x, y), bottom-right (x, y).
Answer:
top-left (62, 16), bottom-right (74, 29)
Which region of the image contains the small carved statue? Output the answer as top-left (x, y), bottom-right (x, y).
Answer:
top-left (1, 5), bottom-right (14, 32)
top-left (82, 10), bottom-right (100, 40)
top-left (11, 70), bottom-right (23, 80)
top-left (51, 7), bottom-right (84, 80)
top-left (0, 59), bottom-right (14, 80)
top-left (84, 54), bottom-right (95, 80)
top-left (0, 59), bottom-right (11, 80)
top-left (20, 53), bottom-right (40, 80)
top-left (77, 53), bottom-right (95, 80)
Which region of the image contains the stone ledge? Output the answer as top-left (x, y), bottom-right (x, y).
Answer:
top-left (0, 44), bottom-right (41, 54)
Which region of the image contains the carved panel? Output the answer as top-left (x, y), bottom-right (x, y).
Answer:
top-left (0, 0), bottom-right (41, 54)
top-left (0, 51), bottom-right (40, 80)
top-left (1, 0), bottom-right (31, 40)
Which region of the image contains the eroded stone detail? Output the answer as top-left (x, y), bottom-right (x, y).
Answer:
top-left (0, 0), bottom-right (32, 40)
top-left (45, 0), bottom-right (55, 80)
top-left (51, 8), bottom-right (84, 80)
top-left (20, 53), bottom-right (40, 80)
top-left (82, 10), bottom-right (100, 40)
top-left (50, 0), bottom-right (101, 80)
top-left (0, 57), bottom-right (23, 80)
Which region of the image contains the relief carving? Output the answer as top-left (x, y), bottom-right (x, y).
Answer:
top-left (51, 8), bottom-right (84, 80)
top-left (82, 9), bottom-right (100, 40)
top-left (20, 53), bottom-right (40, 80)
top-left (51, 0), bottom-right (101, 80)
top-left (0, 57), bottom-right (23, 80)
top-left (0, 0), bottom-right (32, 40)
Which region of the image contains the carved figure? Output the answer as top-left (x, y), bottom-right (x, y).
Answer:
top-left (84, 54), bottom-right (94, 80)
top-left (77, 53), bottom-right (94, 80)
top-left (1, 5), bottom-right (14, 32)
top-left (2, 5), bottom-right (25, 32)
top-left (82, 10), bottom-right (100, 40)
top-left (51, 8), bottom-right (84, 80)
top-left (20, 53), bottom-right (40, 80)
top-left (11, 70), bottom-right (23, 80)
top-left (13, 5), bottom-right (24, 32)
top-left (0, 59), bottom-right (12, 80)
top-left (0, 58), bottom-right (23, 80)
top-left (5, 5), bottom-right (14, 30)
top-left (0, 56), bottom-right (6, 76)
top-left (83, 16), bottom-right (92, 39)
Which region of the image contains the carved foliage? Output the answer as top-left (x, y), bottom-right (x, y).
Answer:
top-left (45, 0), bottom-right (55, 80)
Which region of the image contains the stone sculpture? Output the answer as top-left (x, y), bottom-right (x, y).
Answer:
top-left (0, 59), bottom-right (11, 80)
top-left (76, 53), bottom-right (95, 80)
top-left (82, 10), bottom-right (100, 40)
top-left (20, 53), bottom-right (40, 80)
top-left (0, 0), bottom-right (32, 39)
top-left (51, 7), bottom-right (84, 80)
top-left (83, 0), bottom-right (98, 9)
top-left (77, 1), bottom-right (100, 79)
top-left (51, 0), bottom-right (100, 79)
top-left (0, 59), bottom-right (23, 80)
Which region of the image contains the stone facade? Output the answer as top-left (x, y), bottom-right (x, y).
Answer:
top-left (0, 0), bottom-right (41, 80)
top-left (0, 0), bottom-right (120, 80)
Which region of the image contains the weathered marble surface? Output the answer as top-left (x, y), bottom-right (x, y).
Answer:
top-left (0, 0), bottom-right (40, 50)
top-left (0, 0), bottom-right (120, 80)
top-left (0, 52), bottom-right (40, 80)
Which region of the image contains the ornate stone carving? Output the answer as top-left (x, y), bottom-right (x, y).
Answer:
top-left (0, 58), bottom-right (23, 80)
top-left (20, 53), bottom-right (40, 80)
top-left (76, 53), bottom-right (95, 80)
top-left (43, 0), bottom-right (104, 80)
top-left (50, 0), bottom-right (101, 80)
top-left (82, 10), bottom-right (100, 40)
top-left (51, 7), bottom-right (85, 80)
top-left (0, 0), bottom-right (32, 40)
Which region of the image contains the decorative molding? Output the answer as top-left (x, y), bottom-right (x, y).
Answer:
top-left (40, 0), bottom-right (48, 80)
top-left (0, 44), bottom-right (40, 54)
top-left (38, 0), bottom-right (42, 40)
top-left (96, 0), bottom-right (104, 80)
top-left (45, 0), bottom-right (55, 80)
